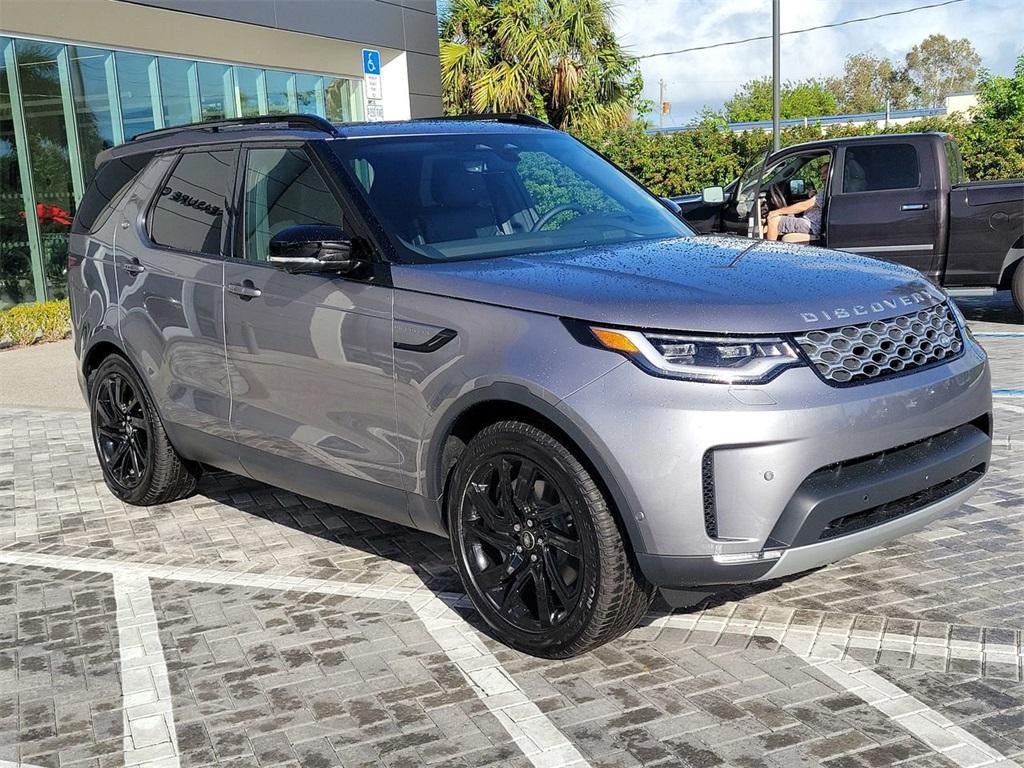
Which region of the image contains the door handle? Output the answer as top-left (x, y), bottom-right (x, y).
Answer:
top-left (123, 258), bottom-right (146, 274)
top-left (901, 203), bottom-right (929, 211)
top-left (227, 281), bottom-right (262, 300)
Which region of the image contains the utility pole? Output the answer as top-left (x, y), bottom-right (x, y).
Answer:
top-left (772, 0), bottom-right (781, 152)
top-left (659, 78), bottom-right (666, 130)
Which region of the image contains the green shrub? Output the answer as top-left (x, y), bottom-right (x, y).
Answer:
top-left (0, 299), bottom-right (71, 347)
top-left (583, 113), bottom-right (1024, 198)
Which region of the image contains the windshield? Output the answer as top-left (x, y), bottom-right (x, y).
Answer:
top-left (329, 131), bottom-right (692, 263)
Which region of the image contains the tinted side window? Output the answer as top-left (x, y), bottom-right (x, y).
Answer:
top-left (243, 147), bottom-right (343, 262)
top-left (149, 150), bottom-right (234, 255)
top-left (944, 140), bottom-right (965, 185)
top-left (842, 144), bottom-right (919, 193)
top-left (73, 153), bottom-right (154, 234)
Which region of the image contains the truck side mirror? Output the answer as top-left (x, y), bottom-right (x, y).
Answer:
top-left (702, 186), bottom-right (725, 204)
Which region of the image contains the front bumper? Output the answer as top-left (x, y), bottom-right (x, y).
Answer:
top-left (561, 335), bottom-right (992, 588)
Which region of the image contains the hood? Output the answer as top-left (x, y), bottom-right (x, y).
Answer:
top-left (390, 235), bottom-right (946, 334)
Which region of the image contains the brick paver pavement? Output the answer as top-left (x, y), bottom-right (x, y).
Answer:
top-left (0, 308), bottom-right (1021, 768)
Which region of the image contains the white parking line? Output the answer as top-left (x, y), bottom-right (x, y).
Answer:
top-left (0, 550), bottom-right (590, 768)
top-left (657, 613), bottom-right (1021, 768)
top-left (4, 546), bottom-right (1018, 768)
top-left (112, 573), bottom-right (181, 768)
top-left (810, 657), bottom-right (1018, 768)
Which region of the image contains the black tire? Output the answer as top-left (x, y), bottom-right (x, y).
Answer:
top-left (1012, 261), bottom-right (1024, 316)
top-left (89, 354), bottom-right (199, 505)
top-left (448, 420), bottom-right (653, 658)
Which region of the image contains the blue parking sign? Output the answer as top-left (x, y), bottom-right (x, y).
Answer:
top-left (362, 49), bottom-right (380, 75)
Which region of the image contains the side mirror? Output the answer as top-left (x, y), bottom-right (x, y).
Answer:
top-left (660, 197), bottom-right (683, 215)
top-left (789, 178), bottom-right (805, 196)
top-left (269, 224), bottom-right (360, 274)
top-left (701, 185), bottom-right (725, 204)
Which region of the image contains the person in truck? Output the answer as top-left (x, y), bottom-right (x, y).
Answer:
top-left (766, 162), bottom-right (829, 241)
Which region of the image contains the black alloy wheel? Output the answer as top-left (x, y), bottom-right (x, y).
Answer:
top-left (461, 454), bottom-right (583, 631)
top-left (94, 371), bottom-right (149, 489)
top-left (449, 421), bottom-right (654, 658)
top-left (89, 354), bottom-right (199, 505)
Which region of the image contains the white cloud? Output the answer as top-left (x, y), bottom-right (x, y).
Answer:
top-left (612, 0), bottom-right (1024, 125)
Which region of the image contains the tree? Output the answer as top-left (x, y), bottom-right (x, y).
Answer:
top-left (722, 77), bottom-right (838, 122)
top-left (439, 0), bottom-right (642, 133)
top-left (953, 55), bottom-right (1024, 180)
top-left (905, 34), bottom-right (981, 107)
top-left (973, 55), bottom-right (1024, 121)
top-left (832, 53), bottom-right (913, 113)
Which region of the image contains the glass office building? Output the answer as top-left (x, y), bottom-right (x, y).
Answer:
top-left (0, 35), bottom-right (365, 308)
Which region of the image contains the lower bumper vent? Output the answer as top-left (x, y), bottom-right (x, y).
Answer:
top-left (819, 465), bottom-right (984, 540)
top-left (701, 451), bottom-right (717, 538)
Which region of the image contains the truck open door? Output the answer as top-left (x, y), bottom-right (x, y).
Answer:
top-left (723, 153), bottom-right (769, 238)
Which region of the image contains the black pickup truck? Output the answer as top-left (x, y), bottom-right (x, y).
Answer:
top-left (673, 133), bottom-right (1024, 312)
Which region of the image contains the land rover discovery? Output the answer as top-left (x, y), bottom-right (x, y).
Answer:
top-left (69, 114), bottom-right (992, 658)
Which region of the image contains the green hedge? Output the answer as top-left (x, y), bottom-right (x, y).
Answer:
top-left (582, 113), bottom-right (1024, 198)
top-left (0, 299), bottom-right (71, 348)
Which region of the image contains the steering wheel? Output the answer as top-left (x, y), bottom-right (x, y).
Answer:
top-left (768, 183), bottom-right (787, 211)
top-left (531, 202), bottom-right (587, 232)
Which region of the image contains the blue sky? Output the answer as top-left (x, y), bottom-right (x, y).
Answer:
top-left (611, 0), bottom-right (1024, 125)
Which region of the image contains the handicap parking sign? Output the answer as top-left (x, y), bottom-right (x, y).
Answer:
top-left (362, 49), bottom-right (380, 75)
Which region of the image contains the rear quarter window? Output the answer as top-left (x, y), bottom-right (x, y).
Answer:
top-left (148, 149), bottom-right (234, 256)
top-left (842, 144), bottom-right (920, 193)
top-left (72, 153), bottom-right (154, 234)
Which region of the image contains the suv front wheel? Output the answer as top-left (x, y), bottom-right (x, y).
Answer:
top-left (448, 421), bottom-right (653, 658)
top-left (89, 355), bottom-right (200, 505)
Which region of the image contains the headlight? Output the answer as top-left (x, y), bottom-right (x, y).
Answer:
top-left (585, 325), bottom-right (802, 383)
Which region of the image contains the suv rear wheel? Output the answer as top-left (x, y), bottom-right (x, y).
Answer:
top-left (89, 355), bottom-right (200, 505)
top-left (448, 421), bottom-right (653, 658)
top-left (1012, 260), bottom-right (1024, 316)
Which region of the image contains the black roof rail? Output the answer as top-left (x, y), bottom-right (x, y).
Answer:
top-left (419, 113), bottom-right (556, 129)
top-left (130, 114), bottom-right (338, 142)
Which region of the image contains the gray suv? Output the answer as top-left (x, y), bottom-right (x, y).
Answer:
top-left (69, 114), bottom-right (992, 658)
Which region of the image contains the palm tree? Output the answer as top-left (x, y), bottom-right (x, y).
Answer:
top-left (439, 0), bottom-right (641, 134)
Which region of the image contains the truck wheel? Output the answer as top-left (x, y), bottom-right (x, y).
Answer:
top-left (448, 420), bottom-right (654, 658)
top-left (89, 355), bottom-right (200, 505)
top-left (1013, 261), bottom-right (1024, 316)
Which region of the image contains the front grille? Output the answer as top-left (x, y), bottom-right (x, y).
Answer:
top-left (701, 451), bottom-right (717, 537)
top-left (795, 303), bottom-right (963, 385)
top-left (818, 464), bottom-right (984, 540)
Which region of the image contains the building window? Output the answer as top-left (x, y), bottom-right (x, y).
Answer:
top-left (15, 38), bottom-right (74, 301)
top-left (295, 74), bottom-right (324, 116)
top-left (67, 46), bottom-right (118, 182)
top-left (264, 70), bottom-right (295, 115)
top-left (0, 33), bottom-right (364, 306)
top-left (234, 67), bottom-right (263, 117)
top-left (115, 52), bottom-right (158, 139)
top-left (197, 62), bottom-right (234, 121)
top-left (325, 77), bottom-right (363, 122)
top-left (0, 37), bottom-right (36, 307)
top-left (158, 57), bottom-right (198, 127)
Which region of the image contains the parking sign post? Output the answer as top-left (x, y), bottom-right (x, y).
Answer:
top-left (362, 48), bottom-right (384, 121)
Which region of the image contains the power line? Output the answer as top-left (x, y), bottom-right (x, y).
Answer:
top-left (636, 0), bottom-right (967, 59)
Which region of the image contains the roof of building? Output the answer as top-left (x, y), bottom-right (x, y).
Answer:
top-left (649, 105), bottom-right (949, 136)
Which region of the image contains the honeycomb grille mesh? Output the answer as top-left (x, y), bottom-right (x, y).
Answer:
top-left (795, 303), bottom-right (963, 385)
